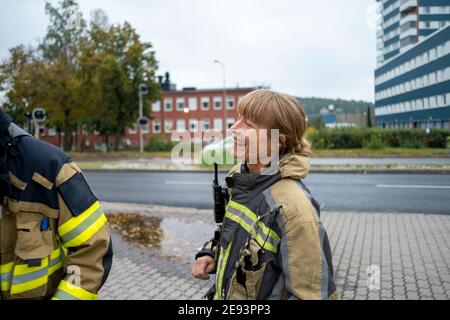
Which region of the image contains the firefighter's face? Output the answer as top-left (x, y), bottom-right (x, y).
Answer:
top-left (230, 114), bottom-right (273, 164)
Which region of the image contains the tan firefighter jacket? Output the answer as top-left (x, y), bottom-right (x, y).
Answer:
top-left (196, 153), bottom-right (338, 300)
top-left (0, 124), bottom-right (112, 300)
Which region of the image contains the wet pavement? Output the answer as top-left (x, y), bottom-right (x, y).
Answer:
top-left (99, 202), bottom-right (450, 300)
top-left (106, 212), bottom-right (214, 265)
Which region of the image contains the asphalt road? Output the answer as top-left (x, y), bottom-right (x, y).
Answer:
top-left (84, 171), bottom-right (450, 215)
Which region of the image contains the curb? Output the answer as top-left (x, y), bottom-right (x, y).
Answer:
top-left (81, 168), bottom-right (450, 174)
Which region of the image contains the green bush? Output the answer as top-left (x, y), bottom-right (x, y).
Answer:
top-left (144, 134), bottom-right (177, 152)
top-left (309, 128), bottom-right (450, 149)
top-left (399, 139), bottom-right (425, 149)
top-left (363, 134), bottom-right (386, 150)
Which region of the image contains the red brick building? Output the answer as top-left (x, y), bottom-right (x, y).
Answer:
top-left (39, 75), bottom-right (261, 150)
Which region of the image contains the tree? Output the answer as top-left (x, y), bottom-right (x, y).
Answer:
top-left (79, 19), bottom-right (160, 150)
top-left (367, 105), bottom-right (372, 128)
top-left (37, 0), bottom-right (87, 150)
top-left (0, 46), bottom-right (47, 125)
top-left (0, 1), bottom-right (161, 151)
top-left (309, 116), bottom-right (326, 131)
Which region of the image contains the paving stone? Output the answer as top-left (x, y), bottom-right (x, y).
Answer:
top-left (98, 204), bottom-right (450, 301)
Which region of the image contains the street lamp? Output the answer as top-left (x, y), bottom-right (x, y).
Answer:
top-left (138, 83), bottom-right (149, 153)
top-left (214, 59), bottom-right (227, 136)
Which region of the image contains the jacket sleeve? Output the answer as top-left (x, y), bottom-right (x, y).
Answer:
top-left (51, 162), bottom-right (113, 300)
top-left (195, 226), bottom-right (220, 262)
top-left (279, 212), bottom-right (329, 300)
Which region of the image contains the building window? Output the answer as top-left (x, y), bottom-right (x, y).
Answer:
top-left (189, 119), bottom-right (198, 132)
top-left (176, 119), bottom-right (186, 130)
top-left (188, 97), bottom-right (197, 111)
top-left (226, 97), bottom-right (235, 109)
top-left (46, 127), bottom-right (56, 137)
top-left (140, 122), bottom-right (149, 134)
top-left (226, 118), bottom-right (235, 129)
top-left (214, 118), bottom-right (223, 131)
top-left (164, 98), bottom-right (173, 112)
top-left (417, 99), bottom-right (423, 109)
top-left (446, 93), bottom-right (450, 106)
top-left (152, 101), bottom-right (161, 112)
top-left (129, 124), bottom-right (137, 135)
top-left (423, 75), bottom-right (429, 86)
top-left (201, 97), bottom-right (210, 110)
top-left (165, 120), bottom-right (174, 133)
top-left (430, 48), bottom-right (436, 60)
top-left (430, 72), bottom-right (437, 85)
top-left (152, 120), bottom-right (161, 133)
top-left (202, 119), bottom-right (210, 131)
top-left (438, 95), bottom-right (444, 107)
top-left (430, 96), bottom-right (437, 108)
top-left (176, 98), bottom-right (185, 111)
top-left (213, 96), bottom-right (222, 110)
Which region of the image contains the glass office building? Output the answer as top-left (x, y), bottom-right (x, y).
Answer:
top-left (375, 0), bottom-right (450, 129)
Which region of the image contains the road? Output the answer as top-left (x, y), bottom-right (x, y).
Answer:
top-left (84, 171), bottom-right (450, 215)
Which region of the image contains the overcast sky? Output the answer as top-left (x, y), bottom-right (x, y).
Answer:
top-left (0, 0), bottom-right (378, 102)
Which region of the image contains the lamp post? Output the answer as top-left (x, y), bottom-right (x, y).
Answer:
top-left (138, 84), bottom-right (149, 153)
top-left (214, 60), bottom-right (227, 137)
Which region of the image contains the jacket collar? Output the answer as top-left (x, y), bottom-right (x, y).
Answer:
top-left (228, 153), bottom-right (311, 196)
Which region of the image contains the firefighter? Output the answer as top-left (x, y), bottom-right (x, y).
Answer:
top-left (192, 90), bottom-right (338, 300)
top-left (0, 108), bottom-right (113, 300)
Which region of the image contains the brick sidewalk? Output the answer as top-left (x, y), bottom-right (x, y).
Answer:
top-left (99, 202), bottom-right (450, 300)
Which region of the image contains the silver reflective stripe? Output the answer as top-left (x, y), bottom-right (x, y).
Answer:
top-left (226, 206), bottom-right (279, 249)
top-left (53, 290), bottom-right (80, 300)
top-left (276, 214), bottom-right (292, 295)
top-left (319, 223), bottom-right (330, 300)
top-left (0, 271), bottom-right (12, 283)
top-left (11, 253), bottom-right (63, 285)
top-left (262, 189), bottom-right (278, 211)
top-left (12, 267), bottom-right (48, 285)
top-left (60, 207), bottom-right (103, 244)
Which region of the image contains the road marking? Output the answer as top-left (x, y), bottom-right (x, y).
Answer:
top-left (165, 181), bottom-right (211, 185)
top-left (377, 184), bottom-right (450, 189)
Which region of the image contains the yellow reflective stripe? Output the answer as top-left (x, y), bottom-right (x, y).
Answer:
top-left (225, 212), bottom-right (278, 253)
top-left (9, 247), bottom-right (64, 295)
top-left (13, 257), bottom-right (49, 276)
top-left (58, 201), bottom-right (100, 236)
top-left (53, 280), bottom-right (98, 300)
top-left (0, 262), bottom-right (14, 292)
top-left (228, 200), bottom-right (280, 241)
top-left (214, 241), bottom-right (233, 300)
top-left (10, 274), bottom-right (48, 295)
top-left (62, 213), bottom-right (107, 248)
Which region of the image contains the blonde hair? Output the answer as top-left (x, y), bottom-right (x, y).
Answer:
top-left (237, 90), bottom-right (311, 156)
